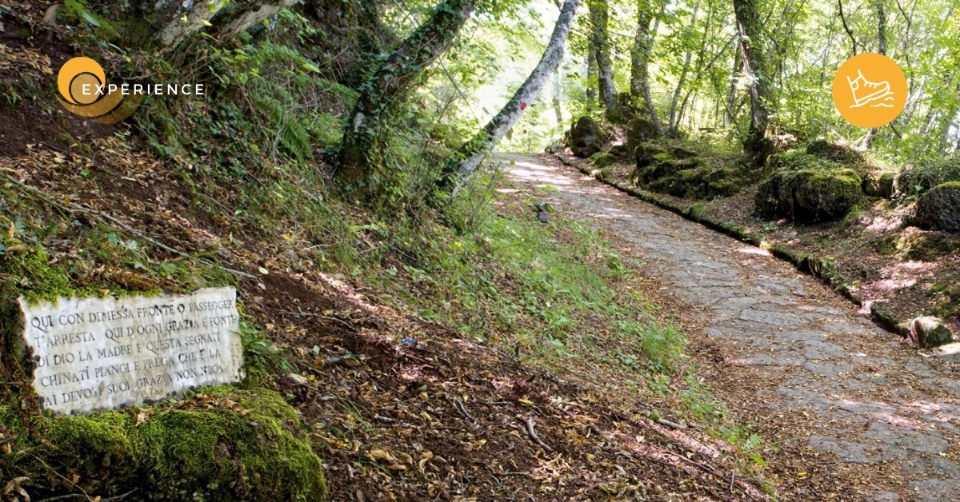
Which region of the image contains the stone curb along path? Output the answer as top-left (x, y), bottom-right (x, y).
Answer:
top-left (554, 153), bottom-right (924, 341)
top-left (500, 153), bottom-right (960, 502)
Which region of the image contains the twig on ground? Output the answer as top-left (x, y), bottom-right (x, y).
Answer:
top-left (525, 417), bottom-right (553, 452)
top-left (284, 310), bottom-right (357, 332)
top-left (322, 354), bottom-right (356, 366)
top-left (455, 399), bottom-right (475, 421)
top-left (657, 418), bottom-right (687, 430)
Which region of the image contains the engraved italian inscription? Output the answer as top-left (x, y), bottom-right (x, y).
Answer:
top-left (18, 287), bottom-right (244, 414)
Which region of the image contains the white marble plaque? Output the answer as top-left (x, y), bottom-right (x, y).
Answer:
top-left (18, 287), bottom-right (244, 414)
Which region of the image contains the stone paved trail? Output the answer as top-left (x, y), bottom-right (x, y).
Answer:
top-left (501, 153), bottom-right (960, 502)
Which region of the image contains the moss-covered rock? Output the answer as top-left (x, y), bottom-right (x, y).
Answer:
top-left (635, 142), bottom-right (668, 169)
top-left (625, 118), bottom-right (660, 157)
top-left (863, 171), bottom-right (896, 198)
top-left (911, 182), bottom-right (960, 233)
top-left (895, 159), bottom-right (960, 199)
top-left (755, 164), bottom-right (864, 222)
top-left (805, 140), bottom-right (864, 165)
top-left (630, 141), bottom-right (749, 200)
top-left (10, 388), bottom-right (327, 501)
top-left (567, 116), bottom-right (606, 158)
top-left (931, 281), bottom-right (960, 322)
top-left (589, 152), bottom-right (618, 169)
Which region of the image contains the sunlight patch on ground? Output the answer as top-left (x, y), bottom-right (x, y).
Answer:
top-left (737, 246), bottom-right (771, 256)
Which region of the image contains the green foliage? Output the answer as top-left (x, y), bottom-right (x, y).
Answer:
top-left (895, 159), bottom-right (960, 201)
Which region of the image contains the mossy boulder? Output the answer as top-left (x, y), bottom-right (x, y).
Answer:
top-left (912, 316), bottom-right (954, 348)
top-left (805, 140), bottom-right (864, 165)
top-left (626, 118), bottom-right (660, 157)
top-left (895, 159), bottom-right (960, 199)
top-left (912, 182), bottom-right (960, 233)
top-left (630, 142), bottom-right (749, 200)
top-left (11, 388), bottom-right (327, 501)
top-left (635, 142), bottom-right (668, 169)
top-left (590, 152), bottom-right (618, 169)
top-left (931, 281), bottom-right (960, 322)
top-left (863, 171), bottom-right (896, 198)
top-left (567, 116), bottom-right (606, 158)
top-left (607, 93), bottom-right (643, 124)
top-left (755, 164), bottom-right (864, 222)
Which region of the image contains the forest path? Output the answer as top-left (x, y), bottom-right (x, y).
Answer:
top-left (500, 153), bottom-right (960, 502)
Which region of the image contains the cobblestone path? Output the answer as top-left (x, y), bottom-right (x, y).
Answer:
top-left (503, 153), bottom-right (960, 502)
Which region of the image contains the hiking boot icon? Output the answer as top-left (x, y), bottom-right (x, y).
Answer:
top-left (847, 69), bottom-right (894, 108)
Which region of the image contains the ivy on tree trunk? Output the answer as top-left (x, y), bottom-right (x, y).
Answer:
top-left (589, 0), bottom-right (617, 117)
top-left (336, 0), bottom-right (476, 191)
top-left (733, 0), bottom-right (774, 166)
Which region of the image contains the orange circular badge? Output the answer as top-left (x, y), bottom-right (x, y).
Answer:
top-left (832, 53), bottom-right (907, 128)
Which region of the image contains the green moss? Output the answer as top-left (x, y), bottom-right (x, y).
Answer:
top-left (755, 166), bottom-right (863, 222)
top-left (805, 140), bottom-right (864, 165)
top-left (589, 152), bottom-right (617, 169)
top-left (931, 284), bottom-right (959, 321)
top-left (11, 388), bottom-right (326, 501)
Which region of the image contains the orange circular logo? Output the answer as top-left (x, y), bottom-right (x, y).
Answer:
top-left (832, 53), bottom-right (907, 128)
top-left (57, 57), bottom-right (106, 105)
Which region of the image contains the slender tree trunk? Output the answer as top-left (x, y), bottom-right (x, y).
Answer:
top-left (733, 0), bottom-right (773, 165)
top-left (668, 0), bottom-right (702, 131)
top-left (586, 47), bottom-right (598, 110)
top-left (630, 3), bottom-right (653, 99)
top-left (337, 0), bottom-right (476, 189)
top-left (837, 0), bottom-right (861, 57)
top-left (552, 67), bottom-right (564, 130)
top-left (589, 1), bottom-right (617, 116)
top-left (632, 2), bottom-right (664, 135)
top-left (862, 0), bottom-right (886, 149)
top-left (724, 51), bottom-right (742, 127)
top-left (438, 0), bottom-right (580, 195)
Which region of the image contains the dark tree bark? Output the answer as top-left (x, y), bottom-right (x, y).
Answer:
top-left (337, 0), bottom-right (476, 189)
top-left (733, 0), bottom-right (773, 166)
top-left (589, 1), bottom-right (617, 116)
top-left (438, 0), bottom-right (580, 194)
top-left (837, 0), bottom-right (862, 57)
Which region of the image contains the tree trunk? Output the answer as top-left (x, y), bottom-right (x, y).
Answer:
top-left (630, 3), bottom-right (653, 99)
top-left (220, 0), bottom-right (303, 39)
top-left (586, 47), bottom-right (598, 110)
top-left (589, 1), bottom-right (617, 116)
top-left (438, 0), bottom-right (580, 195)
top-left (156, 0), bottom-right (228, 49)
top-left (862, 0), bottom-right (886, 149)
top-left (733, 0), bottom-right (773, 165)
top-left (724, 53), bottom-right (742, 127)
top-left (552, 67), bottom-right (564, 130)
top-left (337, 0), bottom-right (476, 189)
top-left (667, 0), bottom-right (702, 132)
top-left (631, 2), bottom-right (664, 135)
